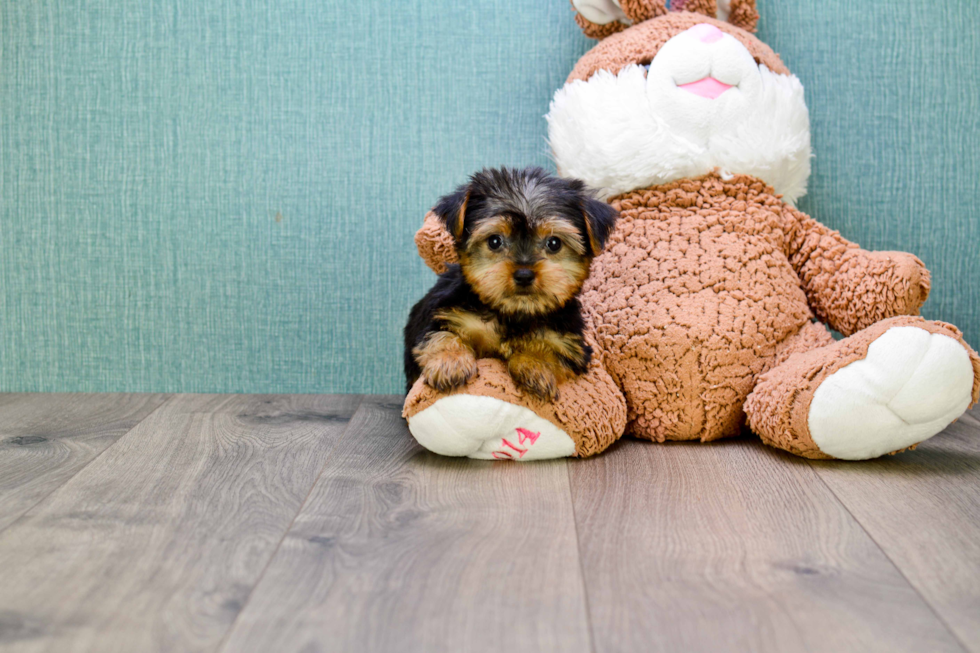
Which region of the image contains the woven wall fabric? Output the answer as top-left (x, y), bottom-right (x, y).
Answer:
top-left (1, 1), bottom-right (977, 393)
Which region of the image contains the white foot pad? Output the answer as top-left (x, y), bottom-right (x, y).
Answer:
top-left (809, 326), bottom-right (974, 460)
top-left (407, 394), bottom-right (577, 461)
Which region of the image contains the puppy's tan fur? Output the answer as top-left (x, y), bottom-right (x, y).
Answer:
top-left (460, 218), bottom-right (591, 318)
top-left (413, 331), bottom-right (478, 393)
top-left (502, 329), bottom-right (590, 401)
top-left (404, 167), bottom-right (617, 401)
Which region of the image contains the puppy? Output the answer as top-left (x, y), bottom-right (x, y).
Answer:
top-left (404, 167), bottom-right (617, 401)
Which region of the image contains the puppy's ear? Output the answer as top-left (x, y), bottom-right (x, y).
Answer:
top-left (582, 197), bottom-right (617, 256)
top-left (433, 187), bottom-right (470, 244)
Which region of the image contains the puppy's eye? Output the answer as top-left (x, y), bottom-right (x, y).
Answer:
top-left (546, 236), bottom-right (562, 253)
top-left (487, 235), bottom-right (503, 251)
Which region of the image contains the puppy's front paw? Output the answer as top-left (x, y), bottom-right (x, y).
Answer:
top-left (415, 331), bottom-right (479, 393)
top-left (508, 355), bottom-right (560, 402)
top-left (422, 350), bottom-right (478, 392)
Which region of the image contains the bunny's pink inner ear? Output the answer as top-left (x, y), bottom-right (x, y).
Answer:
top-left (721, 0), bottom-right (759, 32)
top-left (670, 0), bottom-right (717, 18)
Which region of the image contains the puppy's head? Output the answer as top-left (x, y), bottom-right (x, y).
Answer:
top-left (434, 167), bottom-right (616, 317)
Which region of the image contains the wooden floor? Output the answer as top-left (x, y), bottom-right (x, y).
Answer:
top-left (0, 394), bottom-right (978, 653)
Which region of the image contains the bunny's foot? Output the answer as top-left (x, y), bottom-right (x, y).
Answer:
top-left (403, 358), bottom-right (626, 460)
top-left (746, 317), bottom-right (980, 460)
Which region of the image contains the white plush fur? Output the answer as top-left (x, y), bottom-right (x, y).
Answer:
top-left (547, 27), bottom-right (812, 202)
top-left (808, 327), bottom-right (975, 460)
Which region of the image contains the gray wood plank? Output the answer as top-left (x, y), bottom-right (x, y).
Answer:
top-left (0, 393), bottom-right (361, 653)
top-left (569, 436), bottom-right (966, 653)
top-left (0, 393), bottom-right (170, 532)
top-left (219, 395), bottom-right (592, 653)
top-left (808, 406), bottom-right (980, 651)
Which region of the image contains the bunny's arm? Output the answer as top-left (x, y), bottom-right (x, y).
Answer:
top-left (415, 210), bottom-right (458, 274)
top-left (783, 204), bottom-right (931, 336)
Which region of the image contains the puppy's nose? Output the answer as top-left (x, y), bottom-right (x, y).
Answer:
top-left (513, 268), bottom-right (536, 287)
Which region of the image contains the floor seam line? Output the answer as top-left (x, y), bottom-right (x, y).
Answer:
top-left (212, 393), bottom-right (367, 653)
top-left (566, 460), bottom-right (599, 653)
top-left (0, 393), bottom-right (175, 537)
top-left (805, 459), bottom-right (972, 653)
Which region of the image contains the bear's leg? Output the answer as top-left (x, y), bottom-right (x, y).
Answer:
top-left (745, 316), bottom-right (980, 460)
top-left (402, 357), bottom-right (627, 460)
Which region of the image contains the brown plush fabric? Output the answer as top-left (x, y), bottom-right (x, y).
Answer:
top-left (671, 0), bottom-right (717, 18)
top-left (410, 173), bottom-right (966, 454)
top-left (567, 12), bottom-right (789, 83)
top-left (727, 0), bottom-right (760, 32)
top-left (586, 174), bottom-right (811, 442)
top-left (764, 320), bottom-right (836, 375)
top-left (786, 205), bottom-right (931, 336)
top-left (620, 0), bottom-right (669, 23)
top-left (574, 12), bottom-right (628, 40)
top-left (745, 316), bottom-right (980, 459)
top-left (415, 211), bottom-right (457, 274)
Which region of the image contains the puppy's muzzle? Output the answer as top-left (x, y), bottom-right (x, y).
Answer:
top-left (512, 268), bottom-right (536, 288)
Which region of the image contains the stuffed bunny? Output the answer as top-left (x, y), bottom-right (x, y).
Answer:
top-left (403, 0), bottom-right (980, 461)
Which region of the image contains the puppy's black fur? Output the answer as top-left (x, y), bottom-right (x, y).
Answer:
top-left (403, 265), bottom-right (590, 391)
top-left (404, 167), bottom-right (617, 399)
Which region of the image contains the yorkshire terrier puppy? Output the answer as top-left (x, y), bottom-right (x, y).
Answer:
top-left (404, 166), bottom-right (617, 401)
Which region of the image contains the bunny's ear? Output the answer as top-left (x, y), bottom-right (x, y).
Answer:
top-left (672, 0), bottom-right (759, 32)
top-left (571, 0), bottom-right (667, 39)
top-left (720, 0), bottom-right (759, 33)
top-left (669, 0), bottom-right (717, 18)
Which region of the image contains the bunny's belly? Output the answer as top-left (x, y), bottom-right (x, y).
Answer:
top-left (581, 179), bottom-right (815, 442)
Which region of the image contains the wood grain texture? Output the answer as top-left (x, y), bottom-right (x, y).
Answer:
top-left (568, 436), bottom-right (967, 653)
top-left (219, 395), bottom-right (592, 653)
top-left (0, 393), bottom-right (361, 653)
top-left (1, 393), bottom-right (977, 653)
top-left (808, 406), bottom-right (980, 651)
top-left (0, 393), bottom-right (170, 532)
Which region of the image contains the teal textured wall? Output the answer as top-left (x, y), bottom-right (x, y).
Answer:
top-left (1, 1), bottom-right (977, 393)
